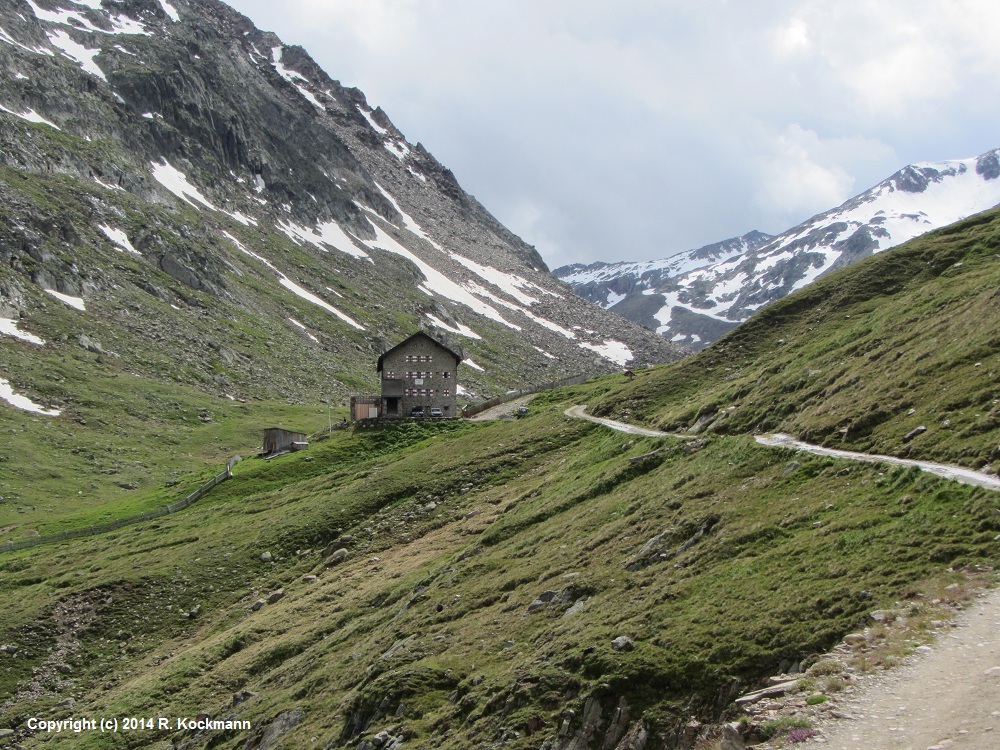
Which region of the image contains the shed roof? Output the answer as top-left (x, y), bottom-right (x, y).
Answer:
top-left (377, 331), bottom-right (462, 372)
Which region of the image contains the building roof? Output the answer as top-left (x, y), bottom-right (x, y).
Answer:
top-left (376, 331), bottom-right (462, 372)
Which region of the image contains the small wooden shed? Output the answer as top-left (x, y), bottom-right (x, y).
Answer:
top-left (263, 427), bottom-right (307, 455)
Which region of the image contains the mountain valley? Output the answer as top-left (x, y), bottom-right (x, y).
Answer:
top-left (0, 2), bottom-right (999, 749)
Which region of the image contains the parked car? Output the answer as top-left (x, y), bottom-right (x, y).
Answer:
top-left (429, 407), bottom-right (444, 418)
top-left (410, 406), bottom-right (424, 417)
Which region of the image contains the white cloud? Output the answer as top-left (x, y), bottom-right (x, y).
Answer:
top-left (225, 0), bottom-right (1000, 267)
top-left (773, 18), bottom-right (811, 59)
top-left (757, 126), bottom-right (854, 220)
top-left (753, 124), bottom-right (899, 229)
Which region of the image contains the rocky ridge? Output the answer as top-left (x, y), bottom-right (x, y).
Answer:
top-left (556, 150), bottom-right (1000, 349)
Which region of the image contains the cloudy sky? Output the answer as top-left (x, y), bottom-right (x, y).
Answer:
top-left (225, 0), bottom-right (1000, 270)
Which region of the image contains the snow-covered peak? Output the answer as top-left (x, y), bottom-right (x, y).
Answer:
top-left (558, 149), bottom-right (1000, 350)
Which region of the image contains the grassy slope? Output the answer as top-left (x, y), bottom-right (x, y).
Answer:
top-left (0, 393), bottom-right (997, 748)
top-left (0, 209), bottom-right (998, 749)
top-left (0, 124), bottom-right (564, 535)
top-left (590, 207), bottom-right (1000, 470)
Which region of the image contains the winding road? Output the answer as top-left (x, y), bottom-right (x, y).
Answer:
top-left (565, 406), bottom-right (1000, 492)
top-left (563, 405), bottom-right (691, 438)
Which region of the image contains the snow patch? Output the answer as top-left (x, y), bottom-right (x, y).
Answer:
top-left (276, 219), bottom-right (370, 261)
top-left (372, 182), bottom-right (443, 250)
top-left (360, 223), bottom-right (520, 330)
top-left (224, 232), bottom-right (364, 330)
top-left (0, 104), bottom-right (59, 129)
top-left (385, 141), bottom-right (410, 160)
top-left (47, 30), bottom-right (106, 80)
top-left (98, 225), bottom-right (140, 255)
top-left (0, 318), bottom-right (45, 345)
top-left (357, 105), bottom-right (388, 134)
top-left (151, 159), bottom-right (216, 209)
top-left (45, 289), bottom-right (85, 310)
top-left (93, 176), bottom-right (122, 191)
top-left (270, 46), bottom-right (324, 109)
top-left (578, 339), bottom-right (633, 366)
top-left (463, 357), bottom-right (485, 372)
top-left (450, 253), bottom-right (560, 305)
top-left (533, 346), bottom-right (557, 360)
top-left (288, 318), bottom-right (320, 342)
top-left (27, 0), bottom-right (149, 36)
top-left (279, 278), bottom-right (364, 330)
top-left (226, 210), bottom-right (256, 227)
top-left (425, 314), bottom-right (482, 339)
top-left (157, 0), bottom-right (180, 22)
top-left (0, 24), bottom-right (54, 56)
top-left (150, 161), bottom-right (252, 225)
top-left (0, 378), bottom-right (60, 416)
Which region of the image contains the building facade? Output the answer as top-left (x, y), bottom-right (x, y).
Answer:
top-left (351, 332), bottom-right (462, 420)
top-left (377, 332), bottom-right (461, 418)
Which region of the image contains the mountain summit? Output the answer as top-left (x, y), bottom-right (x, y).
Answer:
top-left (556, 149), bottom-right (1000, 348)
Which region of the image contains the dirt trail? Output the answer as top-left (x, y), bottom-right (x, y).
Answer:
top-left (807, 587), bottom-right (1000, 749)
top-left (469, 394), bottom-right (536, 421)
top-left (563, 405), bottom-right (691, 438)
top-left (756, 433), bottom-right (1000, 491)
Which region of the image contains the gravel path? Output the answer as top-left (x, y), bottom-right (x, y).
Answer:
top-left (756, 433), bottom-right (1000, 491)
top-left (563, 405), bottom-right (691, 437)
top-left (469, 395), bottom-right (537, 421)
top-left (807, 587), bottom-right (1000, 749)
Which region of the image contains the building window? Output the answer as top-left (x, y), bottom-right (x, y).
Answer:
top-left (443, 389), bottom-right (450, 397)
top-left (441, 371), bottom-right (452, 379)
top-left (405, 355), bottom-right (434, 363)
top-left (384, 371), bottom-right (396, 379)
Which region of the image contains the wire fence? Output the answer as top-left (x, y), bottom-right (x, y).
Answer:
top-left (0, 460), bottom-right (239, 554)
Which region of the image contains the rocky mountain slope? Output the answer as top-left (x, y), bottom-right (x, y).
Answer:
top-left (0, 0), bottom-right (682, 509)
top-left (0, 204), bottom-right (997, 750)
top-left (556, 150), bottom-right (1000, 348)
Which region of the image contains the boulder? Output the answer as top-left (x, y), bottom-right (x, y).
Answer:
top-left (325, 548), bottom-right (348, 565)
top-left (611, 636), bottom-right (634, 652)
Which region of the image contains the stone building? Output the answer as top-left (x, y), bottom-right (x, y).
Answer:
top-left (351, 332), bottom-right (462, 420)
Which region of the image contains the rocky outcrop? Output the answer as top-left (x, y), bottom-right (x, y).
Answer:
top-left (0, 0), bottom-right (684, 418)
